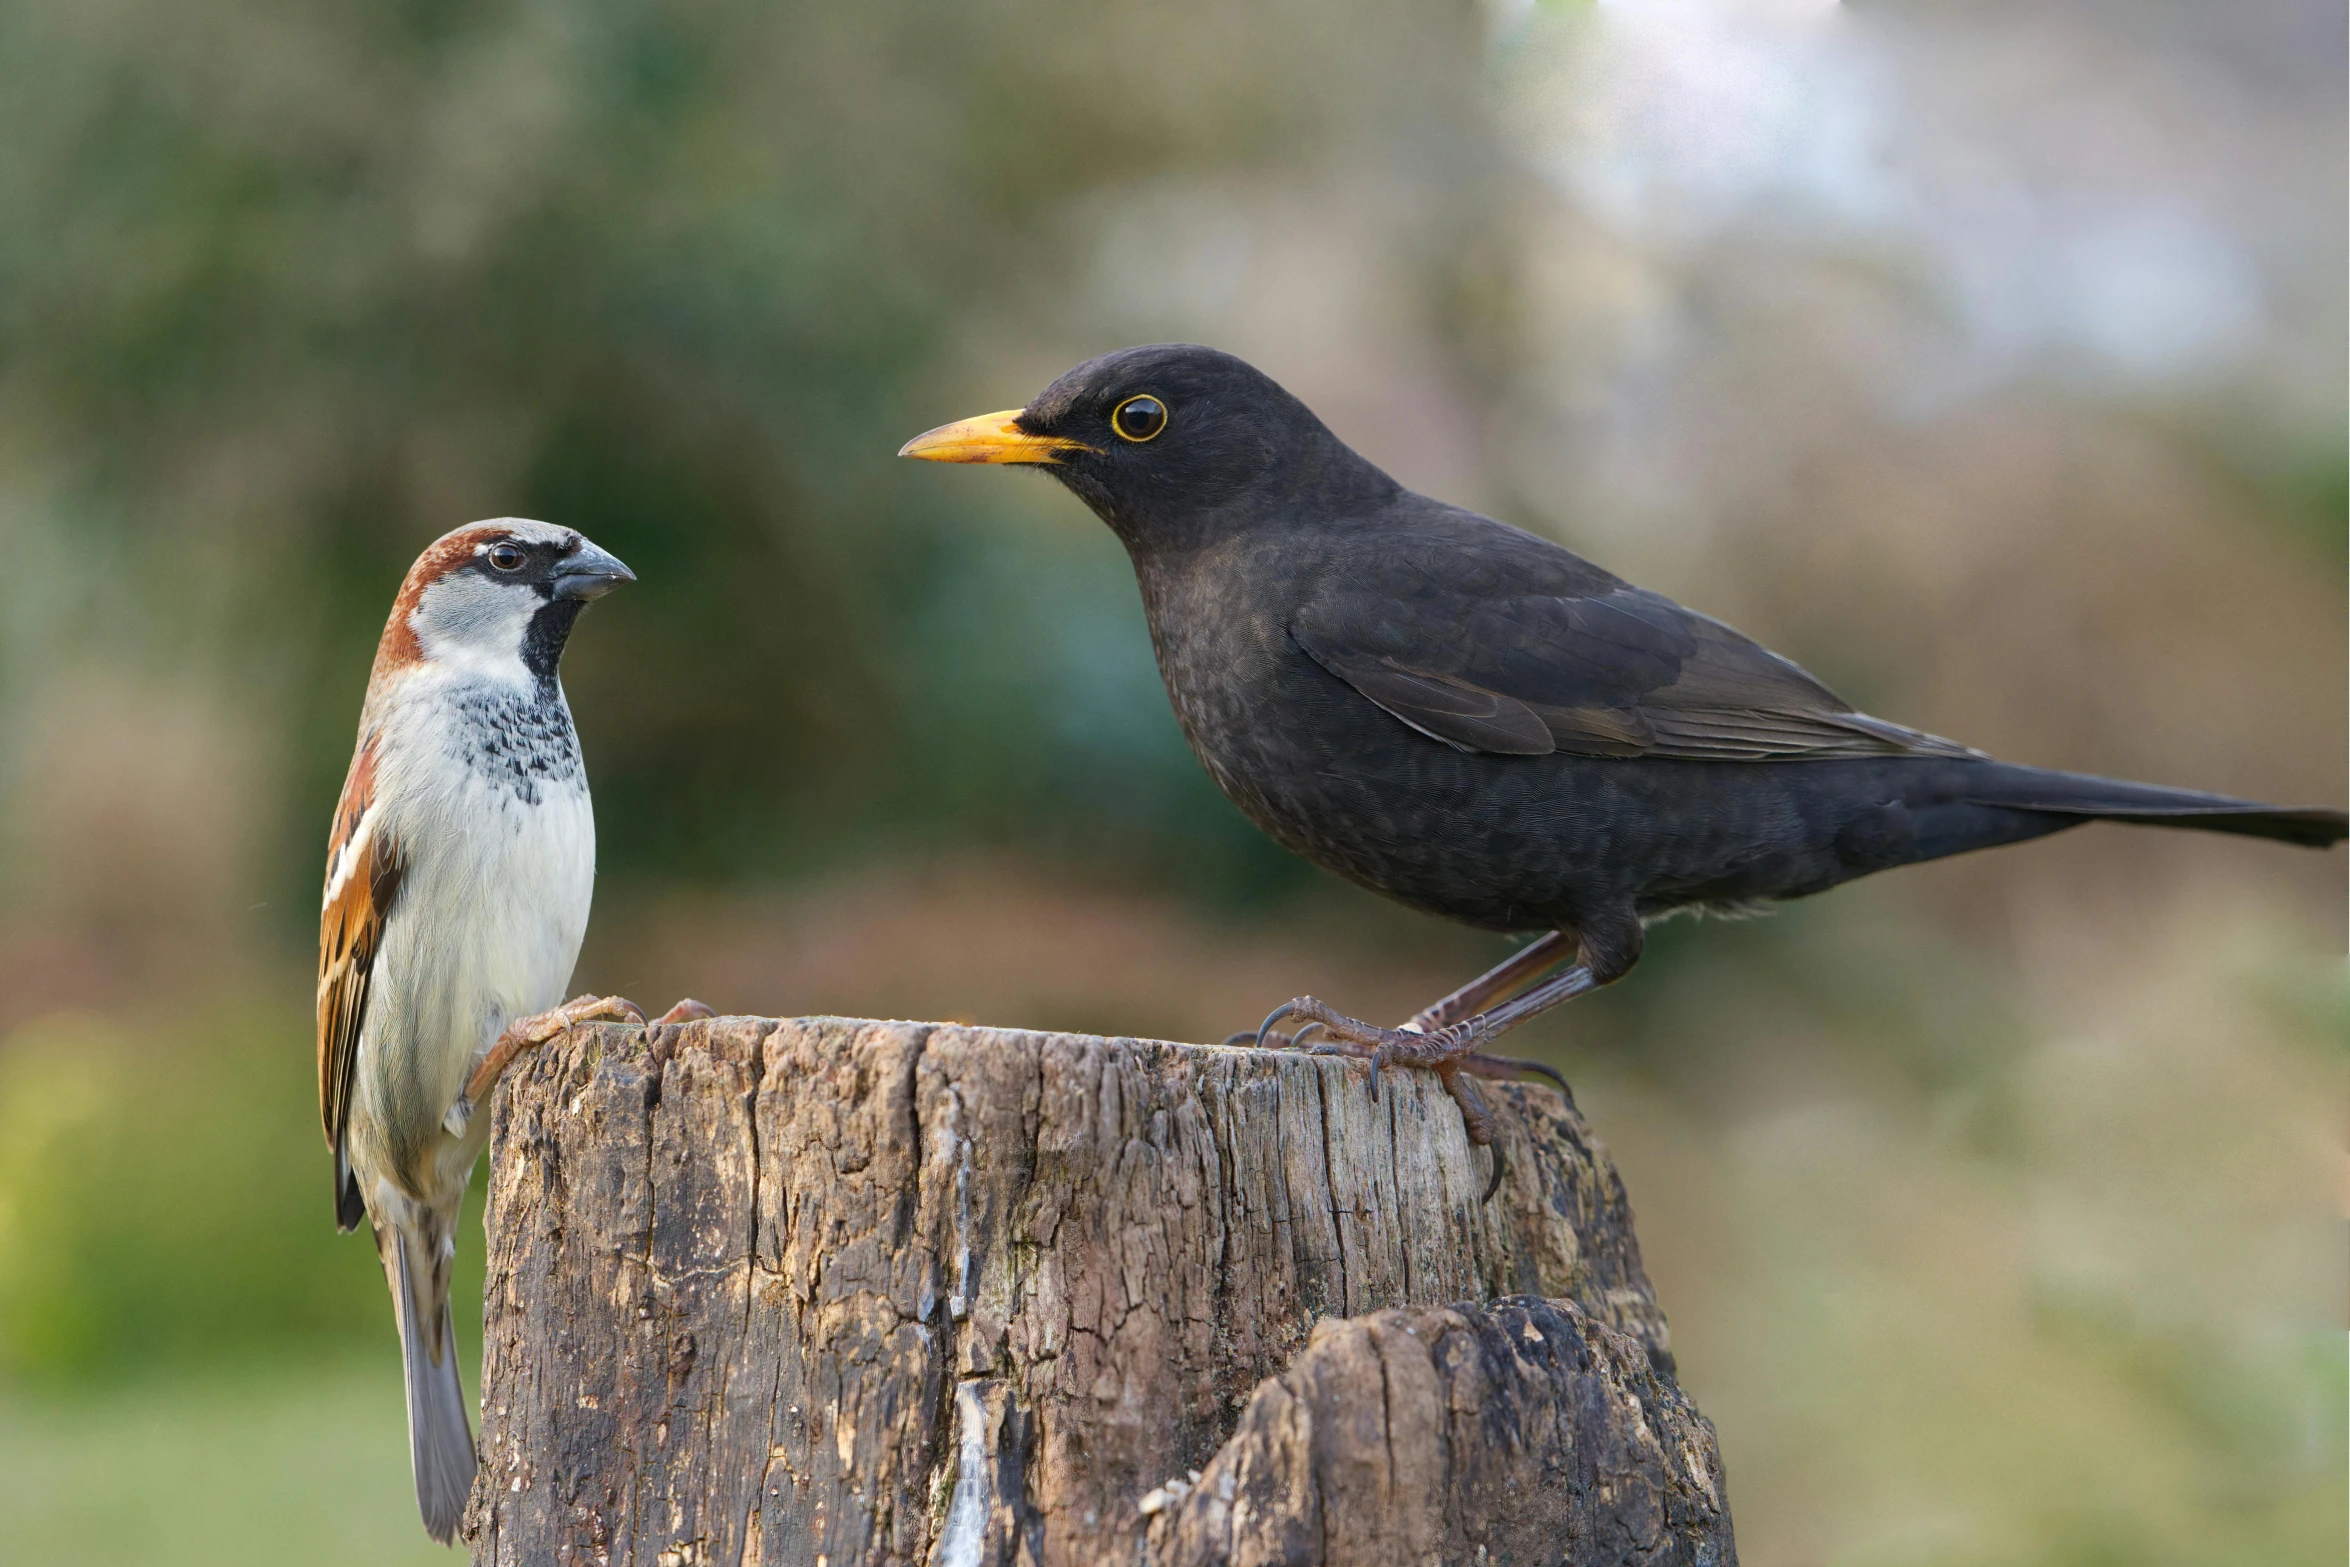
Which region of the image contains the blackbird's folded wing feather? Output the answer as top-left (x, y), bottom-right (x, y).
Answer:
top-left (319, 732), bottom-right (405, 1230)
top-left (1291, 508), bottom-right (1977, 762)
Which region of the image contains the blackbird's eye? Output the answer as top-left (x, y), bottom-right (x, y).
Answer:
top-left (1111, 394), bottom-right (1168, 443)
top-left (487, 542), bottom-right (527, 572)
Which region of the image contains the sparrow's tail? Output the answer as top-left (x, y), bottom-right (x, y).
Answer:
top-left (382, 1219), bottom-right (477, 1545)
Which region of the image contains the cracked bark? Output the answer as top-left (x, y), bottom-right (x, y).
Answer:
top-left (465, 1016), bottom-right (1734, 1566)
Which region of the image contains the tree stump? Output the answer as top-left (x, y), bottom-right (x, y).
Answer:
top-left (465, 1016), bottom-right (1734, 1566)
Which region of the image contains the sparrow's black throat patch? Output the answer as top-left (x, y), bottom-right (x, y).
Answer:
top-left (521, 598), bottom-right (587, 687)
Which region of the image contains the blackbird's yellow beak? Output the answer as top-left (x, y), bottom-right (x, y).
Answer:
top-left (897, 410), bottom-right (1093, 465)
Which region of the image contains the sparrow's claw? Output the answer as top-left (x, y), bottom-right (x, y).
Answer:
top-left (446, 993), bottom-right (647, 1136)
top-left (593, 995), bottom-right (649, 1027)
top-left (652, 997), bottom-right (717, 1026)
top-left (536, 992), bottom-right (647, 1034)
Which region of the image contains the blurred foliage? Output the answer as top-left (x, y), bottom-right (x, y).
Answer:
top-left (1579, 899), bottom-right (2348, 1567)
top-left (0, 1004), bottom-right (472, 1382)
top-left (0, 0), bottom-right (1469, 921)
top-left (0, 1357), bottom-right (450, 1566)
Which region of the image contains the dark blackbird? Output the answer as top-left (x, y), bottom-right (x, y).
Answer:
top-left (902, 344), bottom-right (2347, 1195)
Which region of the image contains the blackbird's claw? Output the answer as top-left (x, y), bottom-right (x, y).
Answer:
top-left (1225, 1017), bottom-right (1332, 1052)
top-left (652, 998), bottom-right (716, 1026)
top-left (1455, 1052), bottom-right (1574, 1099)
top-left (1235, 995), bottom-right (1516, 1200)
top-left (1481, 1138), bottom-right (1507, 1204)
top-left (1518, 1057), bottom-right (1570, 1096)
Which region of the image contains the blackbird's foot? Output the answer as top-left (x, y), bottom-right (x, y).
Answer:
top-left (1255, 997), bottom-right (1487, 1101)
top-left (652, 997), bottom-right (717, 1025)
top-left (444, 993), bottom-right (648, 1137)
top-left (1451, 1050), bottom-right (1574, 1100)
top-left (1253, 1000), bottom-right (1569, 1103)
top-left (1254, 997), bottom-right (1519, 1199)
top-left (1222, 1021), bottom-right (1347, 1054)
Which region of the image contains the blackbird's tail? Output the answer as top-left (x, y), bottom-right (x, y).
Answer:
top-left (382, 1218), bottom-right (477, 1545)
top-left (1950, 763), bottom-right (2347, 851)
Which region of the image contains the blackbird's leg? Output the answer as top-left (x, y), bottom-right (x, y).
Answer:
top-left (1226, 930), bottom-right (1576, 1058)
top-left (1403, 930), bottom-right (1575, 1033)
top-left (1255, 918), bottom-right (1644, 1199)
top-left (442, 993), bottom-right (648, 1137)
top-left (1401, 931), bottom-right (1578, 1100)
top-left (1257, 966), bottom-right (1596, 1204)
top-left (1256, 967), bottom-right (1597, 1135)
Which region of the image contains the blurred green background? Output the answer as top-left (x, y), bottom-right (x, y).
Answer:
top-left (0, 0), bottom-right (2342, 1562)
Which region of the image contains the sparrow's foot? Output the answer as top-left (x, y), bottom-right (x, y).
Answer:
top-left (443, 993), bottom-right (647, 1137)
top-left (652, 998), bottom-right (717, 1025)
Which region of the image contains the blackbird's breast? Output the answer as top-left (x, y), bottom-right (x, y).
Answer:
top-left (1134, 545), bottom-right (1605, 929)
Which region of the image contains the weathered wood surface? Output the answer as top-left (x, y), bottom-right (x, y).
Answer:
top-left (1144, 1299), bottom-right (1726, 1567)
top-left (465, 1016), bottom-right (1733, 1566)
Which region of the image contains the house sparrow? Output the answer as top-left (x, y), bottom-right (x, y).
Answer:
top-left (318, 518), bottom-right (709, 1542)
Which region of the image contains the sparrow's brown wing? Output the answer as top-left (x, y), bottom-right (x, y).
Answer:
top-left (318, 731), bottom-right (404, 1230)
top-left (1291, 512), bottom-right (1976, 762)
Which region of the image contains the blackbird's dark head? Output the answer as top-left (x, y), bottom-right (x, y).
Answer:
top-left (899, 344), bottom-right (1395, 550)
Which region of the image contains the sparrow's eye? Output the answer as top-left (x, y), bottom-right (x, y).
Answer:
top-left (1111, 394), bottom-right (1168, 443)
top-left (487, 543), bottom-right (527, 572)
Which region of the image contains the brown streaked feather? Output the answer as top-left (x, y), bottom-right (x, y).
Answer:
top-left (318, 731), bottom-right (404, 1228)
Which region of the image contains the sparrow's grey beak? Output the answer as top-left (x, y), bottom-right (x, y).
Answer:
top-left (552, 542), bottom-right (636, 602)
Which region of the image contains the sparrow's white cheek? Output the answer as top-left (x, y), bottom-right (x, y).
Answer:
top-left (411, 572), bottom-right (541, 679)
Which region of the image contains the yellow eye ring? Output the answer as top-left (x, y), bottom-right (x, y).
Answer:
top-left (1111, 394), bottom-right (1169, 443)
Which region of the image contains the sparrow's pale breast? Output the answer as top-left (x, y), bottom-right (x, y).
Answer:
top-left (352, 674), bottom-right (596, 1208)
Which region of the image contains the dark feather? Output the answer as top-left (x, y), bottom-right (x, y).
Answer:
top-left (1293, 503), bottom-right (1977, 764)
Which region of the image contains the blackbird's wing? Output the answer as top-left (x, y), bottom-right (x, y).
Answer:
top-left (318, 730), bottom-right (404, 1230)
top-left (1290, 512), bottom-right (1976, 763)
